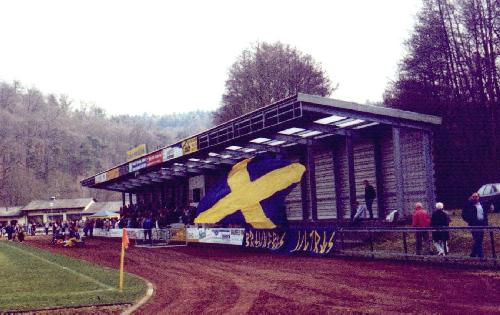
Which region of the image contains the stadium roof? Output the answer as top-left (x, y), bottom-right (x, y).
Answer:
top-left (83, 201), bottom-right (122, 214)
top-left (81, 93), bottom-right (441, 193)
top-left (22, 198), bottom-right (95, 211)
top-left (0, 207), bottom-right (22, 217)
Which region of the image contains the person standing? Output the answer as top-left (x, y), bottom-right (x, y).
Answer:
top-left (89, 219), bottom-right (94, 237)
top-left (430, 202), bottom-right (450, 256)
top-left (364, 180), bottom-right (376, 219)
top-left (412, 202), bottom-right (431, 255)
top-left (143, 214), bottom-right (153, 244)
top-left (462, 192), bottom-right (488, 258)
top-left (52, 221), bottom-right (58, 236)
top-left (16, 224), bottom-right (25, 242)
top-left (6, 223), bottom-right (14, 241)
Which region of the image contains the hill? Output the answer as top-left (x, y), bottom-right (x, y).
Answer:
top-left (0, 80), bottom-right (213, 205)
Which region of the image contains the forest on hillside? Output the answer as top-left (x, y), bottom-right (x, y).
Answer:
top-left (0, 81), bottom-right (212, 206)
top-left (385, 0), bottom-right (499, 206)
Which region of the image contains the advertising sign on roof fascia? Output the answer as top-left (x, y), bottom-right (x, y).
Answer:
top-left (119, 164), bottom-right (129, 176)
top-left (126, 144), bottom-right (147, 162)
top-left (95, 172), bottom-right (107, 184)
top-left (106, 168), bottom-right (120, 181)
top-left (146, 151), bottom-right (163, 167)
top-left (182, 137), bottom-right (198, 155)
top-left (82, 177), bottom-right (95, 186)
top-left (129, 157), bottom-right (147, 172)
top-left (162, 146), bottom-right (183, 162)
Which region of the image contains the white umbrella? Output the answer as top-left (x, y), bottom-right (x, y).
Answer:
top-left (88, 209), bottom-right (120, 219)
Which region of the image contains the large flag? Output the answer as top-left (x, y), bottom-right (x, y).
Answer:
top-left (194, 154), bottom-right (306, 229)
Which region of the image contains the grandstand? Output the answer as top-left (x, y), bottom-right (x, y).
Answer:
top-left (81, 93), bottom-right (441, 226)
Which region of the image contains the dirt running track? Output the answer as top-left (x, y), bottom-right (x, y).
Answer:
top-left (27, 237), bottom-right (500, 314)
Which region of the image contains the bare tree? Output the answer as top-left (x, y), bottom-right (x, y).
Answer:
top-left (214, 42), bottom-right (334, 124)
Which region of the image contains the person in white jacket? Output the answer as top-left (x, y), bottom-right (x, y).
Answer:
top-left (351, 201), bottom-right (368, 226)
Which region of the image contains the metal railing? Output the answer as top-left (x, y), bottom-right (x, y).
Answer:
top-left (335, 226), bottom-right (499, 267)
top-left (131, 226), bottom-right (188, 247)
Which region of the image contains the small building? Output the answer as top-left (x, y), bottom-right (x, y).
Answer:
top-left (21, 198), bottom-right (95, 225)
top-left (0, 207), bottom-right (25, 226)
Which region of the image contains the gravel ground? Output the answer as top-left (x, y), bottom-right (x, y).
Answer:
top-left (26, 236), bottom-right (500, 314)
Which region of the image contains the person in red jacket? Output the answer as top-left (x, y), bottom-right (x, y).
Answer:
top-left (412, 202), bottom-right (431, 255)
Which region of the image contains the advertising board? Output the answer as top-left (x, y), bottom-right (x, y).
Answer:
top-left (129, 157), bottom-right (147, 172)
top-left (127, 144), bottom-right (147, 162)
top-left (162, 146), bottom-right (183, 161)
top-left (182, 137), bottom-right (198, 155)
top-left (106, 168), bottom-right (120, 180)
top-left (146, 151), bottom-right (163, 167)
top-left (186, 227), bottom-right (245, 245)
top-left (94, 173), bottom-right (107, 184)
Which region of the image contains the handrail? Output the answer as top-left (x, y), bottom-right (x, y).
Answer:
top-left (340, 226), bottom-right (500, 232)
top-left (334, 225), bottom-right (499, 268)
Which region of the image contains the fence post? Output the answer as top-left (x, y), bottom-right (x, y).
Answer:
top-left (403, 231), bottom-right (408, 260)
top-left (340, 229), bottom-right (345, 251)
top-left (490, 231), bottom-right (497, 267)
top-left (369, 231), bottom-right (374, 258)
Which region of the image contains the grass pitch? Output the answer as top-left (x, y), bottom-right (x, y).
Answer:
top-left (0, 241), bottom-right (147, 312)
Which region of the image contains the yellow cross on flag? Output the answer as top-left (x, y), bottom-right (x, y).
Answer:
top-left (194, 155), bottom-right (305, 229)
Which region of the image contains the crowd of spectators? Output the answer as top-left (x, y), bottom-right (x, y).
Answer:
top-left (0, 222), bottom-right (26, 242)
top-left (119, 202), bottom-right (197, 229)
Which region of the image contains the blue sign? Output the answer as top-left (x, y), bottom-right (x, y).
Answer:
top-left (129, 157), bottom-right (147, 172)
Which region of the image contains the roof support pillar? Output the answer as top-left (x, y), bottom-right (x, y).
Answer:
top-left (423, 130), bottom-right (436, 213)
top-left (373, 135), bottom-right (385, 219)
top-left (306, 144), bottom-right (318, 221)
top-left (160, 184), bottom-right (167, 208)
top-left (300, 149), bottom-right (310, 221)
top-left (392, 127), bottom-right (405, 217)
top-left (332, 141), bottom-right (344, 220)
top-left (346, 131), bottom-right (356, 220)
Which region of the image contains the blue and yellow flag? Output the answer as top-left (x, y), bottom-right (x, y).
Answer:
top-left (194, 154), bottom-right (306, 229)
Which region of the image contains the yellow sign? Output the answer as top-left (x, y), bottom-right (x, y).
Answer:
top-left (182, 137), bottom-right (198, 155)
top-left (106, 168), bottom-right (120, 180)
top-left (170, 226), bottom-right (186, 242)
top-left (127, 144), bottom-right (147, 161)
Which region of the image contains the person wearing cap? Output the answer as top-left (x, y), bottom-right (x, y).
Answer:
top-left (462, 192), bottom-right (488, 258)
top-left (430, 202), bottom-right (450, 256)
top-left (411, 202), bottom-right (431, 255)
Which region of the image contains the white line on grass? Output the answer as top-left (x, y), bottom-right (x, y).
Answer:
top-left (0, 288), bottom-right (113, 300)
top-left (1, 242), bottom-right (115, 291)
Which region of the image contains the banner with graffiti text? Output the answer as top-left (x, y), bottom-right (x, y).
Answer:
top-left (244, 227), bottom-right (337, 256)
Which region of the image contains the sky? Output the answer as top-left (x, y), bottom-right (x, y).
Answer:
top-left (0, 0), bottom-right (422, 116)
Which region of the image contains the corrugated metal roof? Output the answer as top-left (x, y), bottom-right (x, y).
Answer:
top-left (81, 93), bottom-right (443, 192)
top-left (0, 206), bottom-right (22, 217)
top-left (83, 201), bottom-right (122, 214)
top-left (22, 198), bottom-right (94, 211)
